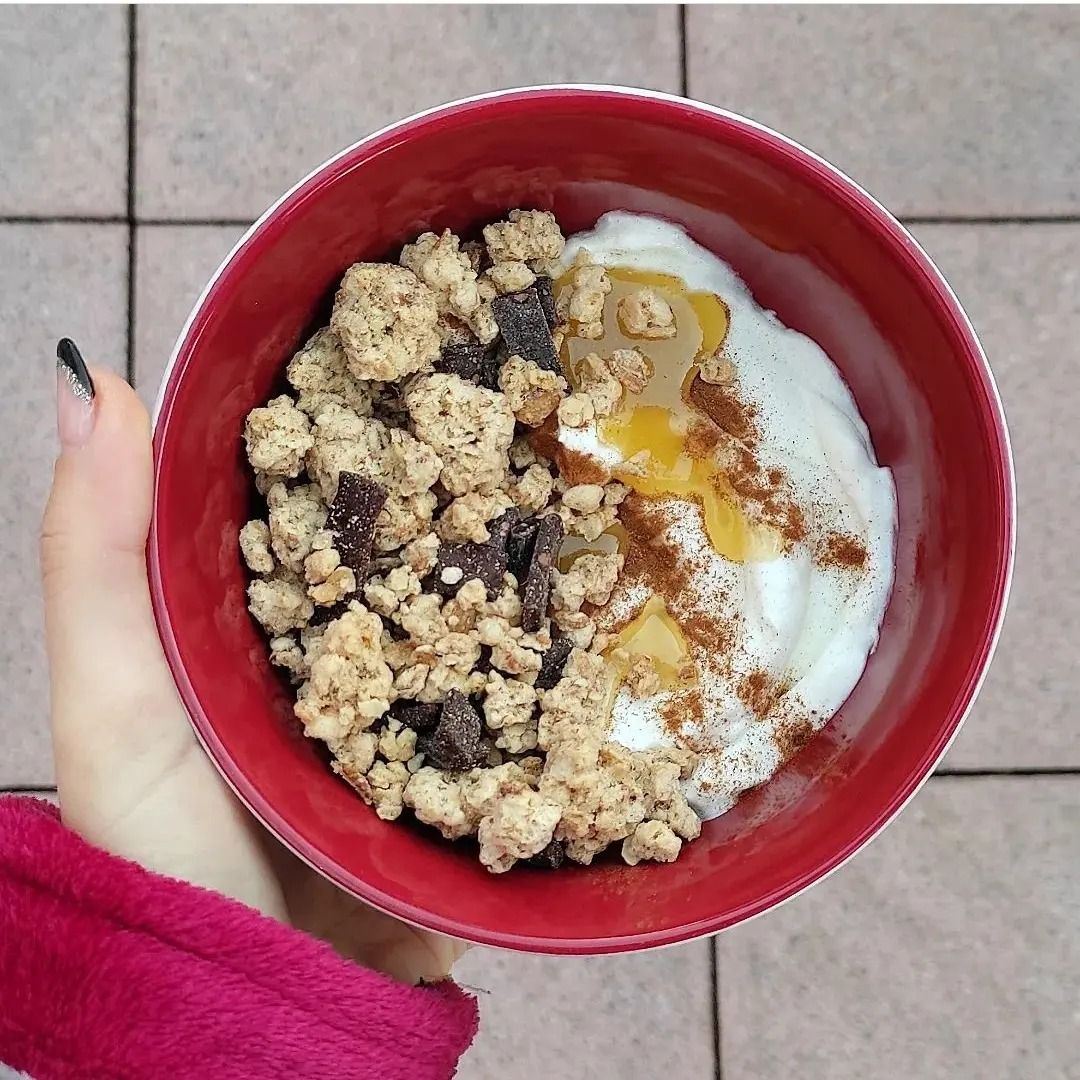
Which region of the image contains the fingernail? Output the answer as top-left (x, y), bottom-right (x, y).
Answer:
top-left (56, 338), bottom-right (96, 448)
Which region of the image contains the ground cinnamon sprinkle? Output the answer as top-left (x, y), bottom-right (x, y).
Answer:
top-left (600, 492), bottom-right (740, 669)
top-left (818, 530), bottom-right (869, 570)
top-left (527, 413), bottom-right (560, 461)
top-left (685, 373), bottom-right (758, 446)
top-left (679, 607), bottom-right (736, 653)
top-left (684, 418), bottom-right (721, 461)
top-left (719, 442), bottom-right (807, 545)
top-left (736, 669), bottom-right (776, 718)
top-left (618, 492), bottom-right (670, 543)
top-left (528, 415), bottom-right (612, 486)
top-left (659, 688), bottom-right (706, 738)
top-left (772, 716), bottom-right (817, 760)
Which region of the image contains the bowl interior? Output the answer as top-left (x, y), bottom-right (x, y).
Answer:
top-left (151, 89), bottom-right (1012, 952)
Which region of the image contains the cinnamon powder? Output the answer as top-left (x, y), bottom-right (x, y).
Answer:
top-left (772, 716), bottom-right (816, 761)
top-left (736, 669), bottom-right (776, 719)
top-left (685, 372), bottom-right (757, 446)
top-left (818, 531), bottom-right (869, 570)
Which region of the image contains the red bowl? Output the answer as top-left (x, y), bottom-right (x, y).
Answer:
top-left (149, 86), bottom-right (1014, 954)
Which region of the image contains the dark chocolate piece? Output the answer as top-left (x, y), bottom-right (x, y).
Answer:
top-left (491, 287), bottom-right (559, 373)
top-left (391, 701), bottom-right (441, 734)
top-left (430, 508), bottom-right (519, 599)
top-left (436, 342), bottom-right (485, 383)
top-left (478, 347), bottom-right (502, 392)
top-left (473, 644), bottom-right (494, 675)
top-left (431, 540), bottom-right (507, 599)
top-left (533, 275), bottom-right (558, 329)
top-left (534, 636), bottom-right (574, 690)
top-left (416, 690), bottom-right (486, 771)
top-left (308, 597), bottom-right (353, 626)
top-left (506, 516), bottom-right (541, 581)
top-left (487, 507), bottom-right (521, 549)
top-left (520, 513), bottom-right (564, 632)
top-left (528, 838), bottom-right (566, 870)
top-left (520, 516), bottom-right (562, 622)
top-left (326, 472), bottom-right (387, 577)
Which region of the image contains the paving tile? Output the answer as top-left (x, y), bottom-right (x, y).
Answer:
top-left (136, 5), bottom-right (681, 219)
top-left (687, 6), bottom-right (1080, 217)
top-left (908, 224), bottom-right (1079, 769)
top-left (0, 7), bottom-right (128, 215)
top-left (133, 225), bottom-right (246, 409)
top-left (455, 940), bottom-right (714, 1079)
top-left (0, 225), bottom-right (128, 786)
top-left (719, 777), bottom-right (1080, 1080)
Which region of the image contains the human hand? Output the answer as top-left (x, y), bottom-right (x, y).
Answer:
top-left (42, 341), bottom-right (466, 984)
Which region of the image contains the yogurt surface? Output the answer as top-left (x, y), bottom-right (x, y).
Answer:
top-left (556, 212), bottom-right (897, 819)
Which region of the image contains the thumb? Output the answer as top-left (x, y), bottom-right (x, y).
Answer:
top-left (42, 342), bottom-right (183, 799)
top-left (41, 342), bottom-right (283, 917)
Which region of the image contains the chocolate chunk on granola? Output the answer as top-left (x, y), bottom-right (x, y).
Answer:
top-left (326, 472), bottom-right (387, 576)
top-left (432, 538), bottom-right (507, 599)
top-left (533, 275), bottom-right (557, 329)
top-left (528, 838), bottom-right (566, 869)
top-left (488, 507), bottom-right (521, 549)
top-left (432, 508), bottom-right (518, 599)
top-left (520, 513), bottom-right (563, 632)
top-left (417, 690), bottom-right (486, 771)
top-left (506, 515), bottom-right (541, 581)
top-left (478, 347), bottom-right (502, 392)
top-left (308, 597), bottom-right (353, 627)
top-left (534, 635), bottom-right (574, 690)
top-left (391, 701), bottom-right (441, 733)
top-left (436, 342), bottom-right (485, 382)
top-left (491, 287), bottom-right (559, 373)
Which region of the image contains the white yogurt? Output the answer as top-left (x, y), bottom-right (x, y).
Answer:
top-left (557, 213), bottom-right (898, 820)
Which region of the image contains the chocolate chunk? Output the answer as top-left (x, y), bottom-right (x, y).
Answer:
top-left (506, 516), bottom-right (541, 581)
top-left (430, 508), bottom-right (519, 599)
top-left (534, 636), bottom-right (574, 690)
top-left (416, 690), bottom-right (486, 771)
top-left (431, 539), bottom-right (507, 599)
top-left (308, 597), bottom-right (353, 627)
top-left (533, 275), bottom-right (558, 329)
top-left (488, 507), bottom-right (521, 549)
top-left (391, 701), bottom-right (441, 734)
top-left (478, 347), bottom-right (502, 392)
top-left (326, 472), bottom-right (387, 577)
top-left (436, 342), bottom-right (485, 382)
top-left (528, 838), bottom-right (566, 870)
top-left (474, 644), bottom-right (494, 675)
top-left (520, 513), bottom-right (564, 632)
top-left (492, 287), bottom-right (559, 373)
top-left (436, 340), bottom-right (502, 391)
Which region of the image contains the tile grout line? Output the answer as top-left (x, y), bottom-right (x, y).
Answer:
top-left (710, 936), bottom-right (723, 1080)
top-left (124, 3), bottom-right (138, 386)
top-left (902, 214), bottom-right (1080, 225)
top-left (678, 5), bottom-right (689, 97)
top-left (934, 767), bottom-right (1080, 778)
top-left (0, 215), bottom-right (128, 225)
top-left (4, 213), bottom-right (1080, 229)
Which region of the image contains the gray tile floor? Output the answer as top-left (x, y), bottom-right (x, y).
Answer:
top-left (3, 6), bottom-right (1078, 1077)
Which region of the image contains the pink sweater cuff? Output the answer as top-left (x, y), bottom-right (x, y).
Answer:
top-left (0, 796), bottom-right (476, 1079)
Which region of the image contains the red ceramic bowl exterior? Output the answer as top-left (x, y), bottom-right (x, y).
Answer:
top-left (150, 87), bottom-right (1014, 954)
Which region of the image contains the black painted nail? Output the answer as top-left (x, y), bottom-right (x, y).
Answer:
top-left (56, 338), bottom-right (95, 403)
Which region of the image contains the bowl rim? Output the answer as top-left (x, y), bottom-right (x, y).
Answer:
top-left (149, 84), bottom-right (1016, 954)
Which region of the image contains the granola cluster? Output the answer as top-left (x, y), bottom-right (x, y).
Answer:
top-left (240, 209), bottom-right (702, 873)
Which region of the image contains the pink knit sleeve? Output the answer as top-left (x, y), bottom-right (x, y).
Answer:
top-left (0, 796), bottom-right (477, 1079)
